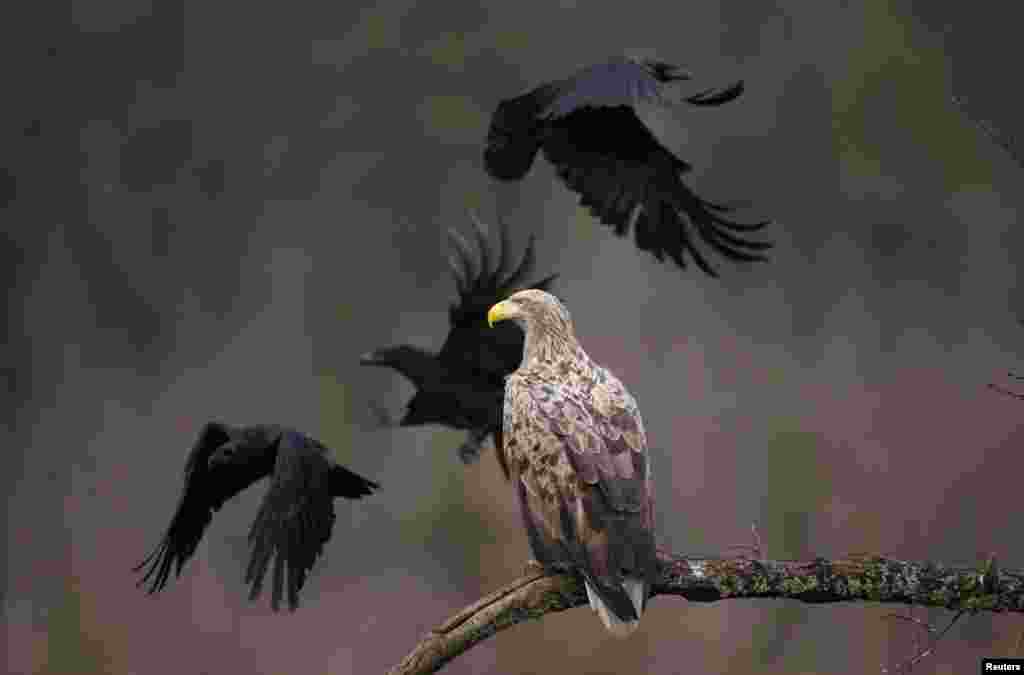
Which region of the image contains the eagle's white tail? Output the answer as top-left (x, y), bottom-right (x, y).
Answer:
top-left (584, 578), bottom-right (646, 638)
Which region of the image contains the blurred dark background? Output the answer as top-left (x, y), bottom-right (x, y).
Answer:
top-left (4, 0), bottom-right (1023, 673)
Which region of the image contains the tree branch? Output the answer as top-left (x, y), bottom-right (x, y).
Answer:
top-left (952, 94), bottom-right (1024, 169)
top-left (388, 550), bottom-right (1024, 675)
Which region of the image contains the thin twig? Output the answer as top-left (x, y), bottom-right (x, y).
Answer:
top-left (725, 522), bottom-right (764, 559)
top-left (988, 383), bottom-right (1024, 401)
top-left (952, 95), bottom-right (1024, 168)
top-left (883, 610), bottom-right (965, 674)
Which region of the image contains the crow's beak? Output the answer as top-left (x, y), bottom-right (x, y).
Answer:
top-left (662, 64), bottom-right (693, 81)
top-left (359, 350), bottom-right (384, 366)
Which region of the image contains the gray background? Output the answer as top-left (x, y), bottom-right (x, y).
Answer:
top-left (4, 0), bottom-right (1024, 673)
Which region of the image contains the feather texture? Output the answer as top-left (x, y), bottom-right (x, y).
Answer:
top-left (493, 290), bottom-right (657, 636)
top-left (362, 213), bottom-right (557, 474)
top-left (484, 55), bottom-right (770, 277)
top-left (135, 423), bottom-right (378, 611)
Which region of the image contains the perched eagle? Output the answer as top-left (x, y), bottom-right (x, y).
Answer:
top-left (484, 55), bottom-right (771, 277)
top-left (361, 212), bottom-right (557, 472)
top-left (135, 422), bottom-right (379, 611)
top-left (487, 289), bottom-right (657, 636)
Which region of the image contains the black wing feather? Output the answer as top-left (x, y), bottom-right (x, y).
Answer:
top-left (362, 214), bottom-right (557, 474)
top-left (684, 80), bottom-right (745, 106)
top-left (484, 85), bottom-right (560, 181)
top-left (244, 432), bottom-right (375, 612)
top-left (440, 215), bottom-right (556, 385)
top-left (329, 463), bottom-right (379, 498)
top-left (541, 106), bottom-right (771, 277)
top-left (139, 424), bottom-right (378, 612)
top-left (134, 422), bottom-right (269, 595)
top-left (484, 57), bottom-right (771, 277)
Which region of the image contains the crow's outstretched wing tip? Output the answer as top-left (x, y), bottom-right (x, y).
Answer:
top-left (535, 272), bottom-right (559, 291)
top-left (132, 547), bottom-right (158, 574)
top-left (351, 476), bottom-right (380, 497)
top-left (132, 540), bottom-right (176, 594)
top-left (684, 79), bottom-right (745, 107)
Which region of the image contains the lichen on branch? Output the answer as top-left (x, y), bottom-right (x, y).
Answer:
top-left (389, 551), bottom-right (1024, 675)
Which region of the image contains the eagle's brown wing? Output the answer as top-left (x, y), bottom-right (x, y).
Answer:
top-left (504, 364), bottom-right (656, 627)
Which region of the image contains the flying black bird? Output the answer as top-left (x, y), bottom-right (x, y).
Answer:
top-left (135, 422), bottom-right (379, 611)
top-left (484, 55), bottom-right (771, 277)
top-left (360, 212), bottom-right (557, 474)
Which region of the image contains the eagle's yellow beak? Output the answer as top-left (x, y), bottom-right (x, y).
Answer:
top-left (487, 301), bottom-right (511, 328)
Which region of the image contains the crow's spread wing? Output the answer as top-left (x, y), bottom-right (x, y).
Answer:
top-left (244, 432), bottom-right (377, 611)
top-left (439, 213), bottom-right (557, 385)
top-left (541, 105), bottom-right (771, 276)
top-left (135, 422), bottom-right (269, 595)
top-left (485, 57), bottom-right (770, 277)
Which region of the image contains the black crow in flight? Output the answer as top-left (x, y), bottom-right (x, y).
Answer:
top-left (360, 212), bottom-right (557, 476)
top-left (135, 422), bottom-right (379, 611)
top-left (484, 55), bottom-right (771, 277)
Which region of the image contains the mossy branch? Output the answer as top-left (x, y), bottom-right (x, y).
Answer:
top-left (388, 550), bottom-right (1024, 675)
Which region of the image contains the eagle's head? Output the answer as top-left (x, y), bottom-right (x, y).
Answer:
top-left (487, 289), bottom-right (574, 344)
